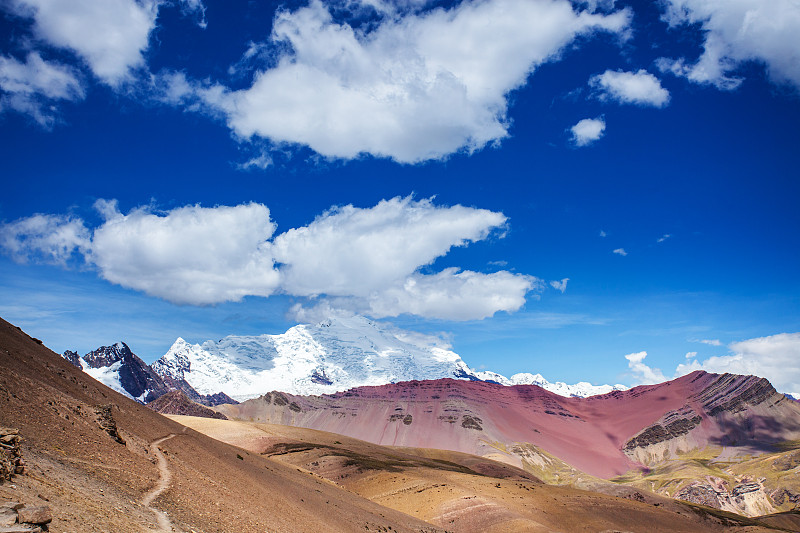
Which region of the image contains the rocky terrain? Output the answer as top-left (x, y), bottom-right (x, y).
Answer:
top-left (0, 500), bottom-right (52, 532)
top-left (0, 428), bottom-right (25, 484)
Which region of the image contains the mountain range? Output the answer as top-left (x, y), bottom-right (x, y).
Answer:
top-left (216, 371), bottom-right (800, 518)
top-left (63, 315), bottom-right (626, 403)
top-left (4, 315), bottom-right (798, 532)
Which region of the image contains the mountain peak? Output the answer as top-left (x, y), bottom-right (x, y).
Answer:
top-left (150, 317), bottom-right (627, 402)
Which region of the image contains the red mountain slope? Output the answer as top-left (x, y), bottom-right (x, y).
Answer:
top-left (218, 372), bottom-right (800, 479)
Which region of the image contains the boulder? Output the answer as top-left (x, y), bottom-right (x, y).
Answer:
top-left (16, 506), bottom-right (51, 525)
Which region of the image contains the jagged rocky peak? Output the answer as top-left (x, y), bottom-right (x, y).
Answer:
top-left (83, 341), bottom-right (133, 369)
top-left (61, 350), bottom-right (82, 368)
top-left (61, 342), bottom-right (168, 403)
top-left (694, 372), bottom-right (779, 416)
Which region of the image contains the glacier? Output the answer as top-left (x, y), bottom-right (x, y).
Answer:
top-left (153, 315), bottom-right (626, 401)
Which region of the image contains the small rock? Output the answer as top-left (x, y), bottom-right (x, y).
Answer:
top-left (0, 510), bottom-right (17, 527)
top-left (0, 525), bottom-right (43, 532)
top-left (17, 506), bottom-right (51, 525)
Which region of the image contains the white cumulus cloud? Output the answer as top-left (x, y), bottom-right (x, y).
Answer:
top-left (89, 201), bottom-right (280, 305)
top-left (9, 0), bottom-right (159, 86)
top-left (612, 247), bottom-right (627, 256)
top-left (659, 0), bottom-right (800, 90)
top-left (181, 0), bottom-right (629, 162)
top-left (589, 69), bottom-right (670, 107)
top-left (0, 52), bottom-right (85, 126)
top-left (366, 269), bottom-right (539, 320)
top-left (676, 333), bottom-right (800, 397)
top-left (625, 350), bottom-right (667, 385)
top-left (570, 117), bottom-right (605, 146)
top-left (272, 197), bottom-right (507, 297)
top-left (0, 197), bottom-right (538, 320)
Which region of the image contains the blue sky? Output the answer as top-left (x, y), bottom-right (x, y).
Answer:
top-left (1, 0), bottom-right (799, 393)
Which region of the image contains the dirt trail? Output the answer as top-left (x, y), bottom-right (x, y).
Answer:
top-left (142, 434), bottom-right (178, 533)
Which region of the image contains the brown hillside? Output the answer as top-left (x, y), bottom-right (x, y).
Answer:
top-left (0, 317), bottom-right (446, 533)
top-left (173, 415), bottom-right (788, 533)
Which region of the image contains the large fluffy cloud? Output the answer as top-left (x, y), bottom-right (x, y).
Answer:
top-left (189, 0), bottom-right (630, 162)
top-left (366, 269), bottom-right (539, 320)
top-left (89, 201), bottom-right (279, 305)
top-left (272, 197), bottom-right (506, 296)
top-left (659, 0), bottom-right (800, 90)
top-left (0, 197), bottom-right (537, 319)
top-left (589, 69), bottom-right (670, 107)
top-left (676, 333), bottom-right (800, 397)
top-left (8, 0), bottom-right (159, 86)
top-left (0, 52), bottom-right (85, 125)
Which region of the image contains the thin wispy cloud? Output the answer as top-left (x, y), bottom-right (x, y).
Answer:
top-left (692, 338), bottom-right (722, 346)
top-left (612, 248), bottom-right (627, 256)
top-left (659, 0), bottom-right (800, 91)
top-left (0, 52), bottom-right (85, 126)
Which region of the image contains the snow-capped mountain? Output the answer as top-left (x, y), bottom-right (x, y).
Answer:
top-left (504, 373), bottom-right (626, 397)
top-left (63, 342), bottom-right (168, 403)
top-left (153, 315), bottom-right (626, 401)
top-left (63, 342), bottom-right (236, 406)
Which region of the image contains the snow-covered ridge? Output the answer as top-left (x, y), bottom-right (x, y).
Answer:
top-left (153, 315), bottom-right (626, 401)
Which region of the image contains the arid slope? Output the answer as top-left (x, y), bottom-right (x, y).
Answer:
top-left (173, 414), bottom-right (790, 533)
top-left (0, 317), bottom-right (445, 533)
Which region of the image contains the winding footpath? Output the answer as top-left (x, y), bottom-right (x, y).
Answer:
top-left (142, 434), bottom-right (177, 533)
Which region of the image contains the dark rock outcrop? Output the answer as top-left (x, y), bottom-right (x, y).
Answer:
top-left (0, 428), bottom-right (25, 481)
top-left (147, 389), bottom-right (227, 420)
top-left (94, 405), bottom-right (126, 445)
top-left (61, 350), bottom-right (81, 368)
top-left (695, 373), bottom-right (778, 417)
top-left (83, 343), bottom-right (168, 403)
top-left (624, 405), bottom-right (702, 451)
top-left (675, 483), bottom-right (722, 509)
